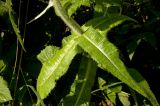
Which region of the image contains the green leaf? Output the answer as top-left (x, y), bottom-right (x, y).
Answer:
top-left (129, 88), bottom-right (138, 106)
top-left (107, 92), bottom-right (116, 104)
top-left (99, 79), bottom-right (122, 105)
top-left (0, 76), bottom-right (12, 103)
top-left (98, 77), bottom-right (107, 90)
top-left (142, 32), bottom-right (156, 48)
top-left (108, 84), bottom-right (122, 93)
top-left (98, 77), bottom-right (122, 91)
top-left (127, 68), bottom-right (159, 105)
top-left (61, 0), bottom-right (90, 16)
top-left (0, 60), bottom-right (6, 73)
top-left (6, 0), bottom-right (26, 51)
top-left (77, 27), bottom-right (159, 106)
top-left (37, 46), bottom-right (59, 63)
top-left (60, 57), bottom-right (97, 106)
top-left (17, 85), bottom-right (45, 106)
top-left (118, 91), bottom-right (130, 106)
top-left (0, 1), bottom-right (8, 16)
top-left (83, 14), bottom-right (136, 36)
top-left (127, 39), bottom-right (140, 60)
top-left (62, 33), bottom-right (77, 46)
top-left (37, 36), bottom-right (80, 100)
top-left (94, 0), bottom-right (122, 16)
top-left (106, 84), bottom-right (122, 104)
top-left (127, 32), bottom-right (156, 60)
top-left (73, 57), bottom-right (97, 105)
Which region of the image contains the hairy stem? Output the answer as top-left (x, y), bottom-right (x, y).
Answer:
top-left (52, 0), bottom-right (83, 36)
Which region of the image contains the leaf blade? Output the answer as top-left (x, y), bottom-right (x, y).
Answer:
top-left (37, 36), bottom-right (79, 99)
top-left (0, 76), bottom-right (12, 103)
top-left (61, 0), bottom-right (90, 16)
top-left (83, 14), bottom-right (136, 36)
top-left (60, 57), bottom-right (97, 106)
top-left (6, 0), bottom-right (26, 51)
top-left (77, 27), bottom-right (159, 106)
top-left (37, 46), bottom-right (59, 63)
top-left (0, 1), bottom-right (8, 16)
top-left (74, 57), bottom-right (97, 106)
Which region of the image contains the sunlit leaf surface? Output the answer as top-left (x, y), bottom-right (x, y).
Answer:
top-left (0, 76), bottom-right (12, 103)
top-left (77, 27), bottom-right (159, 106)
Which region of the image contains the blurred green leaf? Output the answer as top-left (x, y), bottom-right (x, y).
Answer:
top-left (0, 60), bottom-right (6, 73)
top-left (127, 32), bottom-right (156, 60)
top-left (0, 76), bottom-right (12, 103)
top-left (94, 0), bottom-right (122, 16)
top-left (108, 83), bottom-right (122, 93)
top-left (118, 91), bottom-right (130, 106)
top-left (98, 77), bottom-right (107, 90)
top-left (60, 57), bottom-right (97, 106)
top-left (107, 92), bottom-right (116, 104)
top-left (6, 0), bottom-right (26, 51)
top-left (127, 68), bottom-right (159, 105)
top-left (73, 57), bottom-right (97, 106)
top-left (99, 78), bottom-right (122, 105)
top-left (61, 0), bottom-right (90, 16)
top-left (83, 14), bottom-right (136, 36)
top-left (0, 1), bottom-right (8, 16)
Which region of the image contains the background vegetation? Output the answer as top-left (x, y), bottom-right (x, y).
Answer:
top-left (0, 0), bottom-right (160, 105)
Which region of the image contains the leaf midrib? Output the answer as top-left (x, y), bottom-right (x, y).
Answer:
top-left (83, 35), bottom-right (120, 73)
top-left (82, 34), bottom-right (140, 89)
top-left (39, 40), bottom-right (76, 87)
top-left (74, 60), bottom-right (93, 106)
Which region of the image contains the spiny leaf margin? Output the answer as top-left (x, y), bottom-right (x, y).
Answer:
top-left (37, 46), bottom-right (60, 63)
top-left (82, 14), bottom-right (136, 36)
top-left (77, 27), bottom-right (159, 106)
top-left (37, 36), bottom-right (80, 100)
top-left (61, 0), bottom-right (90, 16)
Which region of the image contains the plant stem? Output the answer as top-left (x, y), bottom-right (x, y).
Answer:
top-left (52, 0), bottom-right (83, 36)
